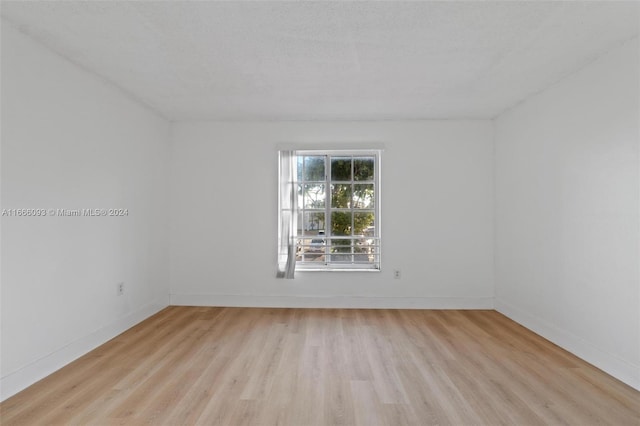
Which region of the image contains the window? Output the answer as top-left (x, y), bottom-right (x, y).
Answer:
top-left (278, 149), bottom-right (381, 276)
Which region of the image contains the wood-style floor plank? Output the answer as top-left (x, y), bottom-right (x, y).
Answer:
top-left (1, 307), bottom-right (638, 425)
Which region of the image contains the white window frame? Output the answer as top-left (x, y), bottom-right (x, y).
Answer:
top-left (288, 149), bottom-right (381, 272)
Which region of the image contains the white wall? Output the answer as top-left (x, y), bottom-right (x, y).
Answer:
top-left (495, 38), bottom-right (639, 389)
top-left (1, 22), bottom-right (171, 400)
top-left (170, 121), bottom-right (495, 308)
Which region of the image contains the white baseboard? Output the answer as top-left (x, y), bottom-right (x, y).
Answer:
top-left (495, 298), bottom-right (640, 391)
top-left (0, 300), bottom-right (169, 402)
top-left (170, 293), bottom-right (495, 309)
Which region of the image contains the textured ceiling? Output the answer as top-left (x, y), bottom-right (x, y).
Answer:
top-left (1, 1), bottom-right (638, 121)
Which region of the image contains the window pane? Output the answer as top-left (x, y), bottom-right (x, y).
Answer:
top-left (303, 156), bottom-right (325, 181)
top-left (331, 184), bottom-right (351, 208)
top-left (296, 184), bottom-right (304, 207)
top-left (303, 212), bottom-right (325, 234)
top-left (303, 234), bottom-right (326, 260)
top-left (296, 212), bottom-right (303, 236)
top-left (330, 239), bottom-right (352, 254)
top-left (354, 157), bottom-right (374, 181)
top-left (354, 212), bottom-right (375, 236)
top-left (296, 156), bottom-right (304, 182)
top-left (310, 244), bottom-right (326, 260)
top-left (303, 184), bottom-right (325, 209)
top-left (331, 211), bottom-right (352, 236)
top-left (353, 184), bottom-right (374, 209)
top-left (354, 237), bottom-right (371, 254)
top-left (331, 157), bottom-right (352, 181)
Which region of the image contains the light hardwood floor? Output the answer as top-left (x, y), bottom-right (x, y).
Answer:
top-left (1, 307), bottom-right (638, 425)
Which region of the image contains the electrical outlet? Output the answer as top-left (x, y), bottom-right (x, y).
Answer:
top-left (117, 282), bottom-right (124, 296)
top-left (394, 269), bottom-right (401, 279)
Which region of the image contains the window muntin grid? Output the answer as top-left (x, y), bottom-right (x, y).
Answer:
top-left (294, 150), bottom-right (380, 271)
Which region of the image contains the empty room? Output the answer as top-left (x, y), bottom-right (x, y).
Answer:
top-left (1, 1), bottom-right (638, 425)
